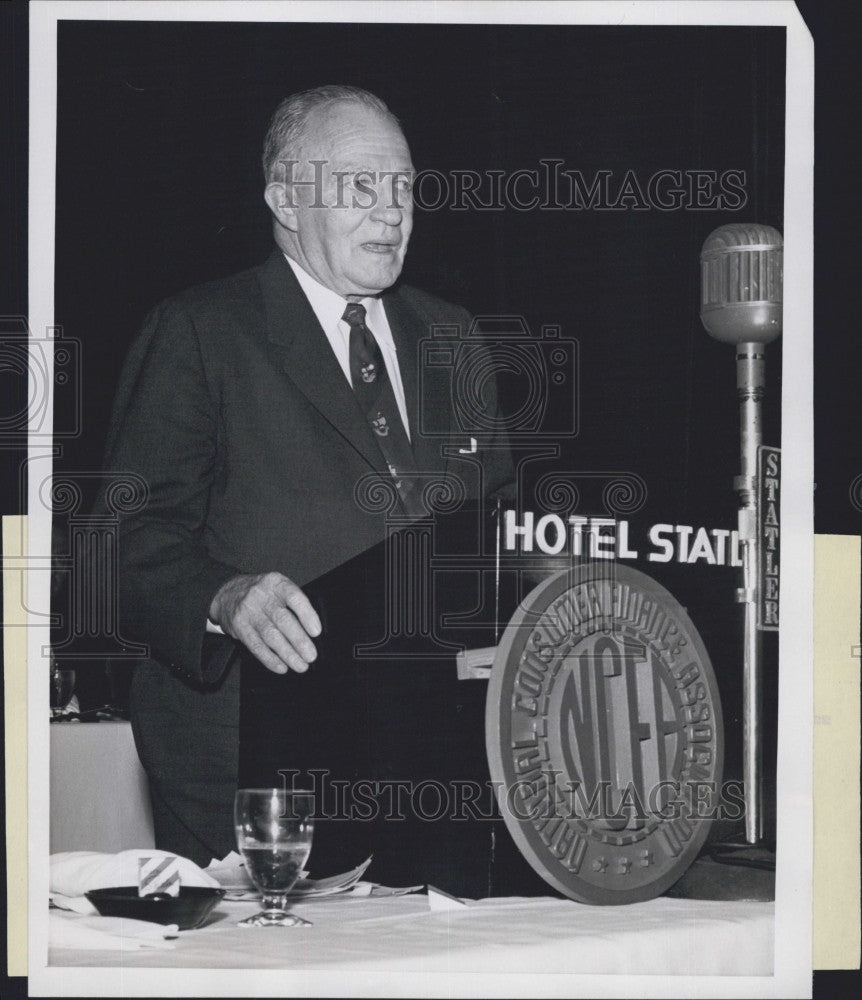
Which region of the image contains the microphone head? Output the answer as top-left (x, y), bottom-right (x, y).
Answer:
top-left (700, 223), bottom-right (783, 344)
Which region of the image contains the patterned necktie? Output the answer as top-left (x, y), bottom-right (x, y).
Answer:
top-left (342, 302), bottom-right (423, 516)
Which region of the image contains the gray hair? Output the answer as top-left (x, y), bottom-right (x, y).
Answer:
top-left (262, 85), bottom-right (400, 183)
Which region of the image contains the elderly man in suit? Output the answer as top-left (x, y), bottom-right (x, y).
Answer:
top-left (104, 86), bottom-right (513, 869)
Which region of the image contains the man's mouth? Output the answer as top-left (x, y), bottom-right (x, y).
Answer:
top-left (361, 242), bottom-right (399, 254)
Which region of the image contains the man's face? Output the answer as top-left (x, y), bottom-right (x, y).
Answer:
top-left (286, 102), bottom-right (414, 298)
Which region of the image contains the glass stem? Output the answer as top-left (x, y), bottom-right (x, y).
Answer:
top-left (261, 893), bottom-right (288, 912)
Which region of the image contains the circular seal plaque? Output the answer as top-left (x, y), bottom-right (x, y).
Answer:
top-left (486, 563), bottom-right (723, 904)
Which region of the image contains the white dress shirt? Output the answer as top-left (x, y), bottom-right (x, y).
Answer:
top-left (284, 255), bottom-right (411, 439)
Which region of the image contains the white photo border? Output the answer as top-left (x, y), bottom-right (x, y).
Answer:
top-left (27, 1), bottom-right (813, 996)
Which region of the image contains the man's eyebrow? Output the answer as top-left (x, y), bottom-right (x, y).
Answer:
top-left (331, 163), bottom-right (414, 175)
top-left (330, 163), bottom-right (373, 178)
top-left (377, 167), bottom-right (416, 181)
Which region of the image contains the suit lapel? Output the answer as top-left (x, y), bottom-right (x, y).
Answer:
top-left (259, 251), bottom-right (386, 472)
top-left (384, 290), bottom-right (451, 478)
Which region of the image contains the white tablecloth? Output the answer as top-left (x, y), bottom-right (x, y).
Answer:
top-left (49, 891), bottom-right (774, 975)
top-left (50, 721), bottom-right (154, 854)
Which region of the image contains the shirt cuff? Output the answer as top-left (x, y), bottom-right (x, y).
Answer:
top-left (206, 617), bottom-right (225, 635)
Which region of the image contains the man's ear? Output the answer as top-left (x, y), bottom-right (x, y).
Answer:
top-left (264, 182), bottom-right (299, 233)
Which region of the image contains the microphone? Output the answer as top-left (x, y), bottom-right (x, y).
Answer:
top-left (701, 223), bottom-right (783, 501)
top-left (700, 223), bottom-right (783, 345)
top-left (700, 222), bottom-right (783, 847)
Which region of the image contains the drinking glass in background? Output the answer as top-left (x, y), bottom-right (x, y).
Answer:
top-left (234, 788), bottom-right (315, 927)
top-left (50, 662), bottom-right (76, 718)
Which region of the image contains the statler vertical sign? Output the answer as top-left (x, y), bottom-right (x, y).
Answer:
top-left (757, 446), bottom-right (780, 631)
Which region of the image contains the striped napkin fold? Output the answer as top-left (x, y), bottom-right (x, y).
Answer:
top-left (137, 855), bottom-right (181, 897)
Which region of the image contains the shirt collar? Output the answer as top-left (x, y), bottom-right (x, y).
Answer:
top-left (284, 254), bottom-right (392, 346)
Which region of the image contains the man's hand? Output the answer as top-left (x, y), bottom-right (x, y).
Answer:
top-left (209, 572), bottom-right (322, 675)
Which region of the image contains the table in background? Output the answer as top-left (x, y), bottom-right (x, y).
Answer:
top-left (50, 721), bottom-right (154, 854)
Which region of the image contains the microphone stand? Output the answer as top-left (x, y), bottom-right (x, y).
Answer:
top-left (735, 341), bottom-right (766, 845)
top-left (667, 225), bottom-right (781, 899)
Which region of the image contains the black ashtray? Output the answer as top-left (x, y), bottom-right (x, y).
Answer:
top-left (85, 886), bottom-right (226, 930)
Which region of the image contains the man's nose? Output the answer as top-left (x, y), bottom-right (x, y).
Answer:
top-left (369, 188), bottom-right (405, 226)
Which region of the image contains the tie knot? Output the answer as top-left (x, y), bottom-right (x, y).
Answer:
top-left (342, 302), bottom-right (367, 328)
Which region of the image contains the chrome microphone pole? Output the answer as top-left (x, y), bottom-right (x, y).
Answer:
top-left (735, 339), bottom-right (766, 843)
top-left (700, 224), bottom-right (782, 846)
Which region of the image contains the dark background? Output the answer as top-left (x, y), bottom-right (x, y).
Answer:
top-left (2, 3), bottom-right (860, 997)
top-left (48, 19), bottom-right (786, 826)
top-left (53, 21), bottom-right (786, 499)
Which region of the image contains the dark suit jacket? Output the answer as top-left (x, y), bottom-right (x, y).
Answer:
top-left (102, 250), bottom-right (513, 862)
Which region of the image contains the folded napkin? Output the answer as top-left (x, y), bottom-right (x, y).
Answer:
top-left (50, 911), bottom-right (178, 951)
top-left (51, 849), bottom-right (220, 898)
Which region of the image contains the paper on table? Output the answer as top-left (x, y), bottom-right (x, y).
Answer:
top-left (293, 856), bottom-right (373, 897)
top-left (360, 882), bottom-right (424, 897)
top-left (206, 852), bottom-right (373, 898)
top-left (427, 885), bottom-right (470, 911)
top-left (204, 851), bottom-right (259, 891)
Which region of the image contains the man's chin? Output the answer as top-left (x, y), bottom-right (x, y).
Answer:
top-left (349, 263), bottom-right (404, 296)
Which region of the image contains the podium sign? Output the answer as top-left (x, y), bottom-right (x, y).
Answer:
top-left (757, 446), bottom-right (781, 631)
top-left (486, 563), bottom-right (724, 904)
